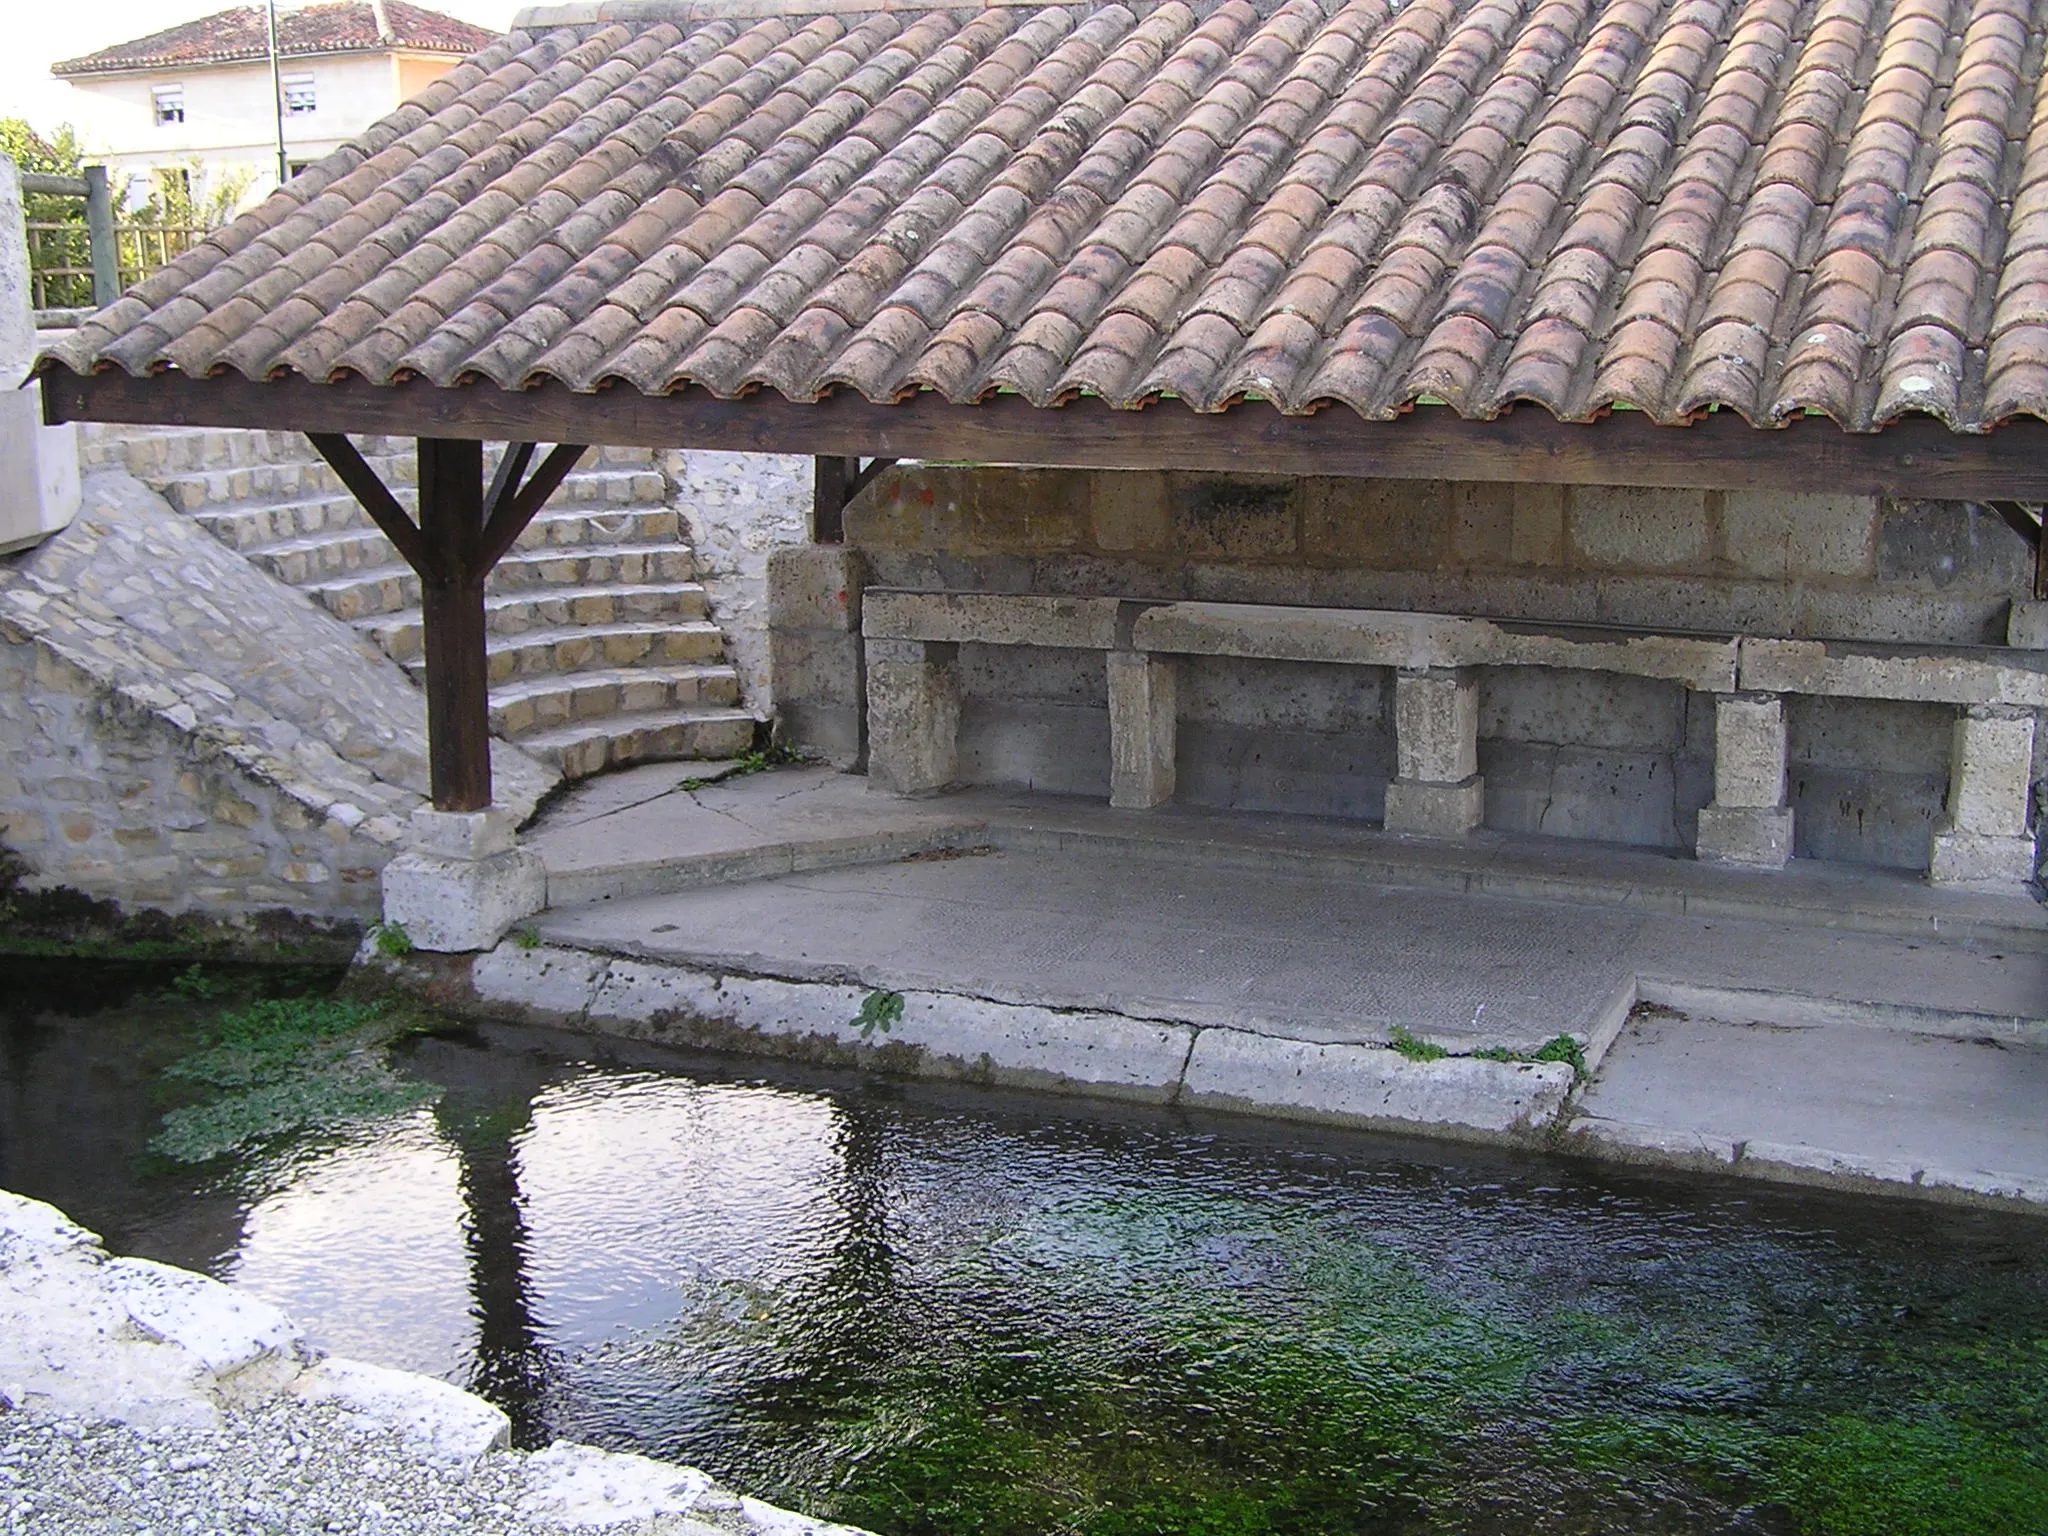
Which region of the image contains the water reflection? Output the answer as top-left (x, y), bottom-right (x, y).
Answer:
top-left (225, 1112), bottom-right (474, 1378)
top-left (7, 984), bottom-right (2048, 1536)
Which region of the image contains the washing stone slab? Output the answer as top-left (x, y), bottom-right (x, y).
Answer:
top-left (531, 845), bottom-right (1647, 1055)
top-left (1572, 1011), bottom-right (2048, 1205)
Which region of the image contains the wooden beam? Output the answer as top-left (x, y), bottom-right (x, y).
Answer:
top-left (43, 366), bottom-right (2048, 503)
top-left (417, 438), bottom-right (492, 814)
top-left (485, 442), bottom-right (535, 525)
top-left (811, 456), bottom-right (851, 544)
top-left (478, 442), bottom-right (586, 571)
top-left (306, 432), bottom-right (440, 579)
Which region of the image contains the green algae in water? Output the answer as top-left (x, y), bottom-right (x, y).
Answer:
top-left (152, 996), bottom-right (439, 1163)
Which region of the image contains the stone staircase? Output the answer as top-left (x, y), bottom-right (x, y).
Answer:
top-left (80, 426), bottom-right (756, 780)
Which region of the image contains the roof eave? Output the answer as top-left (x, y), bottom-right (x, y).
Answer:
top-left (37, 365), bottom-right (2048, 504)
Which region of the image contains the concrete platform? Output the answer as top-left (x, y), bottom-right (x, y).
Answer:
top-left (478, 764), bottom-right (2048, 1209)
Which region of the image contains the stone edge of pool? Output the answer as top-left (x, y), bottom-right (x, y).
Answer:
top-left (0, 1188), bottom-right (882, 1536)
top-left (361, 939), bottom-right (2048, 1216)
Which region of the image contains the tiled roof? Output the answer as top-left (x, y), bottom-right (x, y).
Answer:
top-left (42, 0), bottom-right (2048, 434)
top-left (51, 3), bottom-right (500, 75)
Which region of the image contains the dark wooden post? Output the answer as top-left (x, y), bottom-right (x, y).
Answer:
top-left (419, 439), bottom-right (492, 812)
top-left (812, 455), bottom-right (897, 544)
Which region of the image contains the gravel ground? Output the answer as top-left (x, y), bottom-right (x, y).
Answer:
top-left (1, 1404), bottom-right (584, 1536)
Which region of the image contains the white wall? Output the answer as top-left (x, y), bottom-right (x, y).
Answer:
top-left (60, 51), bottom-right (453, 209)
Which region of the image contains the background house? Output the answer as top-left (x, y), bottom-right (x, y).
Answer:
top-left (50, 1), bottom-right (496, 215)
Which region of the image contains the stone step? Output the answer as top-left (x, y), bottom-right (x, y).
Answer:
top-left (489, 664), bottom-right (743, 738)
top-left (151, 454), bottom-right (418, 512)
top-left (304, 547), bottom-right (701, 620)
top-left (462, 621), bottom-right (731, 684)
top-left (360, 582), bottom-right (715, 658)
top-left (190, 491), bottom-right (382, 550)
top-left (516, 705), bottom-right (758, 780)
top-left (240, 509), bottom-right (689, 585)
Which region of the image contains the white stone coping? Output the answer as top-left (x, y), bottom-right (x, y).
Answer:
top-left (862, 590), bottom-right (1122, 650)
top-left (860, 589), bottom-right (2048, 711)
top-left (861, 590), bottom-right (1740, 688)
top-left (1738, 636), bottom-right (2048, 705)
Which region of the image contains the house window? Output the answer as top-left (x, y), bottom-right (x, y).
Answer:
top-left (282, 73), bottom-right (316, 115)
top-left (152, 85), bottom-right (185, 125)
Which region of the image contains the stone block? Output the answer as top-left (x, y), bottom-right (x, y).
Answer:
top-left (1568, 485), bottom-right (1708, 570)
top-left (1107, 651), bottom-right (1176, 809)
top-left (381, 845), bottom-right (545, 953)
top-left (1928, 828), bottom-right (2039, 892)
top-left (1696, 804), bottom-right (1794, 867)
top-left (765, 544), bottom-right (865, 633)
top-left (1394, 668), bottom-right (1478, 783)
top-left (1945, 706), bottom-right (2035, 834)
top-left (1509, 484), bottom-right (1567, 566)
top-left (1720, 492), bottom-right (1876, 579)
top-left (1300, 477), bottom-right (1447, 566)
top-left (1713, 693), bottom-right (1787, 808)
top-left (1087, 472), bottom-right (1170, 554)
top-left (1450, 482), bottom-right (1513, 565)
top-left (1879, 500), bottom-right (2030, 588)
top-left (770, 627), bottom-right (863, 707)
top-left (865, 640), bottom-right (959, 797)
top-left (1180, 1029), bottom-right (1574, 1135)
top-left (1384, 774), bottom-right (1484, 837)
top-left (409, 806), bottom-right (518, 861)
top-left (292, 1358), bottom-right (509, 1467)
top-left (1169, 475), bottom-right (1297, 560)
top-left (863, 590), bottom-right (1119, 649)
top-left (2010, 600), bottom-right (2048, 650)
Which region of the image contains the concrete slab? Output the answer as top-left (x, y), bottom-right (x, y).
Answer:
top-left (1576, 1011), bottom-right (2048, 1204)
top-left (535, 846), bottom-right (1644, 1052)
top-left (487, 765), bottom-right (2048, 1205)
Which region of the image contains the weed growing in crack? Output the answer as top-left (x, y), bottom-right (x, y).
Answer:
top-left (1388, 1025), bottom-right (1447, 1063)
top-left (854, 989), bottom-right (905, 1040)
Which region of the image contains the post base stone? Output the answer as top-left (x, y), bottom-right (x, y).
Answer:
top-left (1695, 805), bottom-right (1793, 868)
top-left (1383, 776), bottom-right (1484, 838)
top-left (1928, 828), bottom-right (2040, 893)
top-left (380, 847), bottom-right (546, 953)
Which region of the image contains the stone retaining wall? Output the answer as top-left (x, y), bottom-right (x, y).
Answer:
top-left (0, 470), bottom-right (557, 923)
top-left (771, 467), bottom-right (2044, 872)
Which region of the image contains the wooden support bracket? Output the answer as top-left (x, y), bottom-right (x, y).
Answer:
top-left (811, 455), bottom-right (897, 544)
top-left (305, 434), bottom-right (588, 811)
top-left (1989, 501), bottom-right (2048, 600)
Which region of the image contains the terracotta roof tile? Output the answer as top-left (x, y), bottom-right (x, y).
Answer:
top-left (49, 0), bottom-right (2048, 435)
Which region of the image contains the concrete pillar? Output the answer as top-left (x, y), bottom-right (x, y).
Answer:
top-left (0, 155), bottom-right (80, 556)
top-left (866, 638), bottom-right (959, 796)
top-left (1929, 706), bottom-right (2037, 891)
top-left (1384, 668), bottom-right (1483, 836)
top-left (1107, 650), bottom-right (1176, 809)
top-left (1696, 692), bottom-right (1793, 868)
top-left (380, 807), bottom-right (545, 953)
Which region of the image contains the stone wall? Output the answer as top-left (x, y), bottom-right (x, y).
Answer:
top-left (0, 470), bottom-right (557, 923)
top-left (768, 466), bottom-right (2041, 871)
top-left (663, 450), bottom-right (809, 712)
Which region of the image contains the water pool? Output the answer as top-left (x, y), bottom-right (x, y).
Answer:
top-left (4, 960), bottom-right (2045, 1535)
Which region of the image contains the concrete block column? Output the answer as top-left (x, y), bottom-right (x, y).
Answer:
top-left (380, 807), bottom-right (545, 953)
top-left (1384, 668), bottom-right (1483, 836)
top-left (866, 638), bottom-right (960, 796)
top-left (1929, 706), bottom-right (2038, 891)
top-left (1696, 692), bottom-right (1793, 868)
top-left (1107, 650), bottom-right (1176, 809)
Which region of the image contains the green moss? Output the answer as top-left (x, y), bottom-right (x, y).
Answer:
top-left (151, 995), bottom-right (441, 1162)
top-left (1776, 1414), bottom-right (2048, 1536)
top-left (1388, 1025), bottom-right (1447, 1062)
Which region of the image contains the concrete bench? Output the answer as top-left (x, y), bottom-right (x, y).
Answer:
top-left (861, 590), bottom-right (2041, 892)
